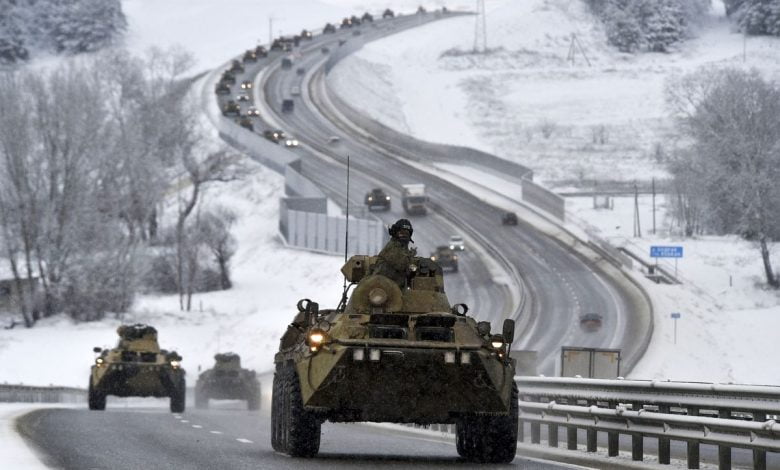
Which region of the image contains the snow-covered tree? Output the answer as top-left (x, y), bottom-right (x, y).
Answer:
top-left (0, 2), bottom-right (29, 64)
top-left (734, 0), bottom-right (780, 36)
top-left (644, 0), bottom-right (685, 52)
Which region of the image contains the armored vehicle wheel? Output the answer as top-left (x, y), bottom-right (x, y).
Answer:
top-left (247, 391), bottom-right (260, 411)
top-left (170, 378), bottom-right (186, 413)
top-left (272, 363), bottom-right (320, 457)
top-left (88, 379), bottom-right (106, 411)
top-left (195, 389), bottom-right (208, 409)
top-left (456, 382), bottom-right (518, 463)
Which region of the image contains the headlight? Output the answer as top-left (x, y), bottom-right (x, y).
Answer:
top-left (309, 332), bottom-right (324, 344)
top-left (170, 360), bottom-right (181, 368)
top-left (368, 288), bottom-right (387, 306)
top-left (449, 245), bottom-right (455, 250)
top-left (430, 256), bottom-right (437, 261)
top-left (385, 196), bottom-right (390, 200)
top-left (95, 357), bottom-right (104, 365)
top-left (490, 334), bottom-right (505, 349)
top-left (368, 197), bottom-right (373, 201)
top-left (308, 329), bottom-right (328, 352)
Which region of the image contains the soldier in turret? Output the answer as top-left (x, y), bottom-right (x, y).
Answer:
top-left (372, 219), bottom-right (417, 287)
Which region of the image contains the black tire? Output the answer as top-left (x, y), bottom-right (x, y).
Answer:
top-left (88, 378), bottom-right (106, 411)
top-left (456, 382), bottom-right (518, 463)
top-left (170, 378), bottom-right (186, 413)
top-left (273, 363), bottom-right (321, 457)
top-left (195, 388), bottom-right (208, 409)
top-left (271, 367), bottom-right (285, 452)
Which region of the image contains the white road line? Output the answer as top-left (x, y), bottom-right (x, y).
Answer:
top-left (236, 438), bottom-right (253, 444)
top-left (173, 415), bottom-right (182, 419)
top-left (180, 420), bottom-right (189, 423)
top-left (210, 431), bottom-right (223, 435)
top-left (192, 425), bottom-right (203, 429)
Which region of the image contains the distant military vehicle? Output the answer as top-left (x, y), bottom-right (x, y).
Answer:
top-left (281, 57), bottom-right (293, 70)
top-left (255, 45), bottom-right (268, 57)
top-left (271, 254), bottom-right (518, 462)
top-left (238, 117), bottom-right (254, 131)
top-left (243, 49), bottom-right (258, 63)
top-left (89, 324), bottom-right (185, 412)
top-left (362, 12), bottom-right (374, 22)
top-left (215, 82), bottom-right (231, 95)
top-left (382, 8), bottom-right (395, 19)
top-left (340, 17), bottom-right (353, 29)
top-left (300, 29), bottom-right (313, 40)
top-left (401, 183), bottom-right (428, 215)
top-left (222, 100), bottom-right (241, 117)
top-left (195, 353), bottom-right (261, 410)
top-left (417, 5), bottom-right (427, 14)
top-left (230, 59), bottom-right (244, 73)
top-left (323, 23), bottom-right (336, 34)
top-left (431, 246), bottom-right (458, 272)
top-left (221, 71), bottom-right (236, 85)
top-left (502, 211), bottom-right (518, 226)
top-left (282, 99), bottom-right (295, 113)
top-left (264, 129), bottom-right (286, 143)
top-left (364, 187), bottom-right (391, 211)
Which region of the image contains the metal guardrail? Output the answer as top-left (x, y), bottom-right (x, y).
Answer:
top-left (0, 384), bottom-right (86, 403)
top-left (516, 376), bottom-right (780, 469)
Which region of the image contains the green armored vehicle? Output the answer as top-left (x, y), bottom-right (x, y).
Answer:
top-left (89, 324), bottom-right (185, 412)
top-left (195, 353), bottom-right (261, 410)
top-left (272, 255), bottom-right (518, 462)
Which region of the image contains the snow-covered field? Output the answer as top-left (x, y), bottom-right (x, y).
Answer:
top-left (2, 0), bottom-right (780, 400)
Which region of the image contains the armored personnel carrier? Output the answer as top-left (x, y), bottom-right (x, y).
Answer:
top-left (89, 324), bottom-right (185, 412)
top-left (272, 255), bottom-right (518, 462)
top-left (195, 353), bottom-right (261, 410)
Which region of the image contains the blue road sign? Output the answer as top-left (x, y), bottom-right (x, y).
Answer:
top-left (671, 312), bottom-right (681, 319)
top-left (651, 246), bottom-right (683, 258)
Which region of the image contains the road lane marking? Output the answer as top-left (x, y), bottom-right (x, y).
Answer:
top-left (173, 415), bottom-right (182, 419)
top-left (236, 438), bottom-right (253, 444)
top-left (192, 425), bottom-right (203, 429)
top-left (181, 420), bottom-right (189, 423)
top-left (210, 431), bottom-right (223, 435)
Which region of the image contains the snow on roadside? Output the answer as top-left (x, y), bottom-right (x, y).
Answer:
top-left (0, 404), bottom-right (72, 469)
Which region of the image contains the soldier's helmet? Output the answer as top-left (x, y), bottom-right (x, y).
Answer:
top-left (389, 219), bottom-right (413, 243)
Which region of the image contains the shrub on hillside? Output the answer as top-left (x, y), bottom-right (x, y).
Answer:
top-left (730, 0), bottom-right (780, 36)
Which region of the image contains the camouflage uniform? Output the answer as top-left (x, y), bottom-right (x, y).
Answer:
top-left (372, 238), bottom-right (416, 287)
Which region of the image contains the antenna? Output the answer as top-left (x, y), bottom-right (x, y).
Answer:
top-left (339, 155), bottom-right (351, 311)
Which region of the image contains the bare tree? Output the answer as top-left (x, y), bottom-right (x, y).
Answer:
top-left (199, 207), bottom-right (237, 290)
top-left (667, 67), bottom-right (780, 287)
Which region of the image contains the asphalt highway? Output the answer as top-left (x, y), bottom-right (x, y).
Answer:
top-left (18, 402), bottom-right (577, 470)
top-left (243, 16), bottom-right (650, 374)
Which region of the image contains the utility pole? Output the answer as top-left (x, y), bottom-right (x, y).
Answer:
top-left (633, 182), bottom-right (641, 238)
top-left (652, 177), bottom-right (656, 235)
top-left (473, 0), bottom-right (487, 53)
top-left (566, 33), bottom-right (591, 67)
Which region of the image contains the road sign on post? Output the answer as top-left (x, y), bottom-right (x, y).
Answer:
top-left (651, 246), bottom-right (683, 278)
top-left (671, 312), bottom-right (681, 344)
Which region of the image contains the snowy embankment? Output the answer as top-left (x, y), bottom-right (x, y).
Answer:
top-left (328, 0), bottom-right (780, 385)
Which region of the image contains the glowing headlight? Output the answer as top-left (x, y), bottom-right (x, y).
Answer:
top-left (491, 341), bottom-right (503, 349)
top-left (95, 357), bottom-right (104, 365)
top-left (368, 288), bottom-right (387, 306)
top-left (309, 332), bottom-right (325, 344)
top-left (170, 360), bottom-right (181, 368)
top-left (385, 196), bottom-right (390, 200)
top-left (490, 334), bottom-right (505, 349)
top-left (450, 245), bottom-right (455, 250)
top-left (430, 256), bottom-right (437, 261)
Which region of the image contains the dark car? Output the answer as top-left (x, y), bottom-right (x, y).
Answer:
top-left (382, 8), bottom-right (395, 18)
top-left (502, 212), bottom-right (518, 226)
top-left (296, 67), bottom-right (305, 76)
top-left (323, 22), bottom-right (336, 34)
top-left (579, 313), bottom-right (603, 332)
top-left (282, 99), bottom-right (294, 113)
top-left (364, 188), bottom-right (391, 211)
top-left (281, 57), bottom-right (293, 69)
top-left (255, 45), bottom-right (268, 57)
top-left (240, 80), bottom-right (252, 90)
top-left (431, 246), bottom-right (458, 272)
top-left (230, 59), bottom-right (244, 73)
top-left (243, 50), bottom-right (258, 63)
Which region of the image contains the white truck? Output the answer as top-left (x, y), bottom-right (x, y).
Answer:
top-left (401, 183), bottom-right (428, 215)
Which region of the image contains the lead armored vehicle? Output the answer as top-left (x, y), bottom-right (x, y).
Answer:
top-left (195, 353), bottom-right (261, 410)
top-left (272, 254), bottom-right (518, 462)
top-left (89, 324), bottom-right (185, 412)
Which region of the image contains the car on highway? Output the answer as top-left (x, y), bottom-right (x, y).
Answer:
top-left (431, 245), bottom-right (459, 272)
top-left (263, 129), bottom-right (285, 143)
top-left (230, 59), bottom-right (244, 73)
top-left (364, 187), bottom-right (391, 211)
top-left (237, 92), bottom-right (250, 102)
top-left (449, 235), bottom-right (465, 251)
top-left (240, 80), bottom-right (252, 90)
top-left (246, 106), bottom-right (260, 117)
top-left (580, 313), bottom-right (603, 332)
top-left (383, 8), bottom-right (395, 18)
top-left (502, 211), bottom-right (518, 225)
top-left (296, 67), bottom-right (306, 76)
top-left (290, 85), bottom-right (301, 96)
top-left (281, 57), bottom-right (293, 69)
top-left (282, 99), bottom-right (294, 113)
top-left (284, 137), bottom-right (300, 148)
top-left (222, 100), bottom-right (241, 117)
top-left (328, 136), bottom-right (340, 145)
